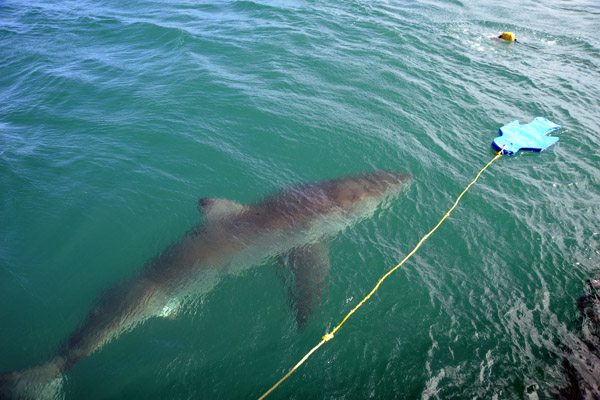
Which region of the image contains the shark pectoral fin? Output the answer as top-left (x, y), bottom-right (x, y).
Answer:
top-left (279, 242), bottom-right (330, 331)
top-left (198, 198), bottom-right (247, 222)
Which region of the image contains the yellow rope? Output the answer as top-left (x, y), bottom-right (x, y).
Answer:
top-left (258, 150), bottom-right (504, 400)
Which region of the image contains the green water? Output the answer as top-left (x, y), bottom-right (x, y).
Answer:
top-left (1, 0), bottom-right (600, 398)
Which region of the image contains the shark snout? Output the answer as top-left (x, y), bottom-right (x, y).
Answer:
top-left (316, 170), bottom-right (412, 213)
top-left (372, 170), bottom-right (412, 189)
top-left (345, 170), bottom-right (412, 203)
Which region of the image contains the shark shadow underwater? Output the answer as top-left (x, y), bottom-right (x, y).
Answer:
top-left (0, 170), bottom-right (412, 399)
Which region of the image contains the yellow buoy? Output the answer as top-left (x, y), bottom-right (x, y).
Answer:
top-left (499, 32), bottom-right (516, 41)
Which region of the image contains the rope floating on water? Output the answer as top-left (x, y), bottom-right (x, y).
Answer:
top-left (258, 149), bottom-right (505, 400)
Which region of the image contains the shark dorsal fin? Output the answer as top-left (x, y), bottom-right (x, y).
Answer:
top-left (199, 197), bottom-right (246, 221)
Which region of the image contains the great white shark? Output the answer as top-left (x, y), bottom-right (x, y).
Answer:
top-left (0, 170), bottom-right (411, 399)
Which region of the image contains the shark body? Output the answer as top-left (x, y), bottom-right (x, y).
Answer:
top-left (0, 170), bottom-right (411, 399)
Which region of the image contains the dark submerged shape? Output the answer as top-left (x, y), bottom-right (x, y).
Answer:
top-left (0, 170), bottom-right (412, 399)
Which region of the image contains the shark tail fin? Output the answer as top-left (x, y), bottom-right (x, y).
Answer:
top-left (0, 360), bottom-right (65, 400)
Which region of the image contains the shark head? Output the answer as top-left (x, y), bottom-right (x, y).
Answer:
top-left (247, 170), bottom-right (412, 238)
top-left (322, 170), bottom-right (412, 215)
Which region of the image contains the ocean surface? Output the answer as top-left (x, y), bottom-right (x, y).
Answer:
top-left (1, 0), bottom-right (600, 398)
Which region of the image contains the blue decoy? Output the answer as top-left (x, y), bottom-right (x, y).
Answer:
top-left (491, 117), bottom-right (561, 156)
